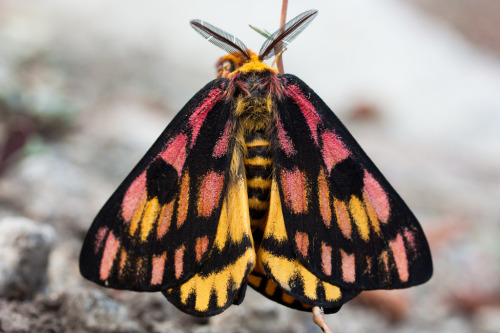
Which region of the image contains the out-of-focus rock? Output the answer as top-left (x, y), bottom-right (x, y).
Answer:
top-left (209, 289), bottom-right (310, 333)
top-left (347, 102), bottom-right (382, 122)
top-left (59, 289), bottom-right (141, 332)
top-left (0, 301), bottom-right (31, 332)
top-left (474, 306), bottom-right (500, 333)
top-left (355, 289), bottom-right (410, 322)
top-left (0, 216), bottom-right (55, 299)
top-left (0, 296), bottom-right (66, 332)
top-left (47, 241), bottom-right (83, 294)
top-left (0, 290), bottom-right (142, 332)
top-left (115, 291), bottom-right (192, 332)
top-left (151, 321), bottom-right (187, 333)
top-left (408, 0), bottom-right (500, 57)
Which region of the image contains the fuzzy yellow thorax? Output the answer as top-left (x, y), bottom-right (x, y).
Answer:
top-left (229, 55), bottom-right (278, 77)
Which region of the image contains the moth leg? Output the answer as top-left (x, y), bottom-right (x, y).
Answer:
top-left (312, 306), bottom-right (332, 333)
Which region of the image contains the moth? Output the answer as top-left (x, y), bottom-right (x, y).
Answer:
top-left (80, 10), bottom-right (432, 316)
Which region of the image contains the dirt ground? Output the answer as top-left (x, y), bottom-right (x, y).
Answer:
top-left (1, 1), bottom-right (500, 332)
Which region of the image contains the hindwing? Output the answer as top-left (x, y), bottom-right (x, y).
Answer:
top-left (163, 147), bottom-right (255, 316)
top-left (253, 178), bottom-right (357, 312)
top-left (247, 270), bottom-right (344, 314)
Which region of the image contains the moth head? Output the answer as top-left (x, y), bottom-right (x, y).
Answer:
top-left (215, 53), bottom-right (253, 79)
top-left (191, 9), bottom-right (318, 76)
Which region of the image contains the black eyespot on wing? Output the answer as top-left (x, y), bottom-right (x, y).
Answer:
top-left (146, 159), bottom-right (179, 204)
top-left (329, 159), bottom-right (364, 201)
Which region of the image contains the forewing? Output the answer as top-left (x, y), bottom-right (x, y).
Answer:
top-left (271, 74), bottom-right (433, 290)
top-left (163, 148), bottom-right (255, 316)
top-left (80, 79), bottom-right (235, 292)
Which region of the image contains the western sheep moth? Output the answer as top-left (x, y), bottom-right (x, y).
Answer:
top-left (80, 9), bottom-right (432, 317)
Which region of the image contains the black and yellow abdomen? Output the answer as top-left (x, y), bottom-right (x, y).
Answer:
top-left (234, 90), bottom-right (275, 247)
top-left (244, 131), bottom-right (273, 240)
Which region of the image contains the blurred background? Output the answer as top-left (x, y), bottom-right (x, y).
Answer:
top-left (0, 0), bottom-right (499, 332)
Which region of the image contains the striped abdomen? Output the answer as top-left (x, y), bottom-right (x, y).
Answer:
top-left (244, 130), bottom-right (273, 246)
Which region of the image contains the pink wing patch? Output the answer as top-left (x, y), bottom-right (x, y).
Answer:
top-left (404, 229), bottom-right (417, 254)
top-left (177, 173), bottom-right (190, 229)
top-left (295, 231), bottom-right (309, 257)
top-left (213, 120), bottom-right (232, 158)
top-left (317, 169), bottom-right (331, 227)
top-left (334, 199), bottom-right (352, 239)
top-left (321, 242), bottom-right (332, 276)
top-left (189, 88), bottom-right (224, 147)
top-left (280, 168), bottom-right (309, 214)
top-left (340, 249), bottom-right (356, 283)
top-left (195, 236), bottom-right (209, 262)
top-left (174, 245), bottom-right (185, 280)
top-left (197, 171), bottom-right (225, 217)
top-left (321, 130), bottom-right (350, 173)
top-left (157, 201), bottom-right (175, 239)
top-left (389, 233), bottom-right (409, 282)
top-left (160, 134), bottom-right (188, 176)
top-left (100, 231), bottom-right (120, 281)
top-left (121, 171), bottom-right (147, 222)
top-left (363, 171), bottom-right (390, 223)
top-left (276, 115), bottom-right (296, 156)
top-left (151, 252), bottom-right (167, 285)
top-left (285, 85), bottom-right (322, 145)
top-left (94, 227), bottom-right (109, 254)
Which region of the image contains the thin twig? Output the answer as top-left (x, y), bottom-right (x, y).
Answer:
top-left (249, 25), bottom-right (271, 38)
top-left (312, 306), bottom-right (333, 333)
top-left (276, 0), bottom-right (288, 74)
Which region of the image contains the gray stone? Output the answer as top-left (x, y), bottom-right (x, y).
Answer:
top-left (47, 241), bottom-right (84, 294)
top-left (151, 320), bottom-right (188, 333)
top-left (0, 303), bottom-right (30, 332)
top-left (59, 289), bottom-right (141, 332)
top-left (0, 216), bottom-right (55, 299)
top-left (473, 306), bottom-right (500, 333)
top-left (209, 289), bottom-right (309, 333)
